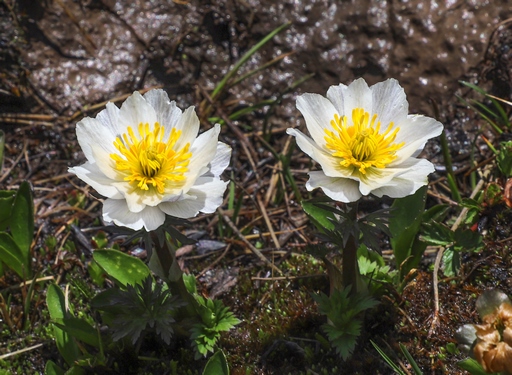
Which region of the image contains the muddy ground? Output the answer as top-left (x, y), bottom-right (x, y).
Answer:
top-left (1, 0), bottom-right (512, 374)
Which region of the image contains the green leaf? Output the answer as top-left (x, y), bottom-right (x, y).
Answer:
top-left (93, 249), bottom-right (150, 287)
top-left (10, 181), bottom-right (34, 278)
top-left (202, 350), bottom-right (229, 375)
top-left (389, 186), bottom-right (427, 279)
top-left (301, 199), bottom-right (336, 233)
top-left (53, 317), bottom-right (100, 348)
top-left (0, 191), bottom-right (15, 229)
top-left (87, 260), bottom-right (105, 287)
top-left (420, 222), bottom-right (453, 246)
top-left (457, 358), bottom-right (496, 375)
top-left (442, 247), bottom-right (460, 277)
top-left (46, 284), bottom-right (80, 366)
top-left (0, 232), bottom-right (28, 278)
top-left (453, 228), bottom-right (482, 250)
top-left (44, 360), bottom-right (65, 375)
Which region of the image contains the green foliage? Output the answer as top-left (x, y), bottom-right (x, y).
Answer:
top-left (497, 140), bottom-right (512, 177)
top-left (190, 296), bottom-right (241, 360)
top-left (312, 287), bottom-right (378, 360)
top-left (46, 284), bottom-right (81, 367)
top-left (91, 276), bottom-right (183, 344)
top-left (421, 222), bottom-right (483, 277)
top-left (93, 249), bottom-right (151, 287)
top-left (457, 358), bottom-right (497, 375)
top-left (0, 181), bottom-right (34, 279)
top-left (202, 350), bottom-right (229, 375)
top-left (371, 340), bottom-right (423, 375)
top-left (357, 245), bottom-right (398, 295)
top-left (389, 186), bottom-right (428, 280)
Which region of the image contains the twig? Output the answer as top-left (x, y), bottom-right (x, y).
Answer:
top-left (0, 343), bottom-right (44, 360)
top-left (218, 208), bottom-right (283, 275)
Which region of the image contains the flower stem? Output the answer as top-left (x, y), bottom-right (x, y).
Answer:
top-left (150, 231), bottom-right (199, 318)
top-left (342, 202), bottom-right (362, 295)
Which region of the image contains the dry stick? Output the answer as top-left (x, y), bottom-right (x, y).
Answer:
top-left (218, 208), bottom-right (283, 275)
top-left (0, 343), bottom-right (44, 360)
top-left (257, 194), bottom-right (280, 250)
top-left (428, 167), bottom-right (490, 337)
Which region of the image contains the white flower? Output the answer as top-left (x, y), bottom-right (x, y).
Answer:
top-left (287, 78), bottom-right (443, 202)
top-left (69, 89), bottom-right (231, 231)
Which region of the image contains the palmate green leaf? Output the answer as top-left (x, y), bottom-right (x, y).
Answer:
top-left (11, 181), bottom-right (34, 278)
top-left (93, 249), bottom-right (150, 287)
top-left (420, 221), bottom-right (453, 246)
top-left (202, 350), bottom-right (229, 375)
top-left (46, 284), bottom-right (81, 367)
top-left (453, 228), bottom-right (482, 250)
top-left (92, 276), bottom-right (182, 345)
top-left (0, 232), bottom-right (29, 279)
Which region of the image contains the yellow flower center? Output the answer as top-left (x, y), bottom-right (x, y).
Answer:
top-left (110, 122), bottom-right (191, 194)
top-left (324, 108), bottom-right (404, 174)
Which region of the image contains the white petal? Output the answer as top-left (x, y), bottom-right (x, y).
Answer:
top-left (159, 177), bottom-right (228, 218)
top-left (69, 163), bottom-right (122, 199)
top-left (184, 125), bottom-right (221, 187)
top-left (76, 117), bottom-right (117, 162)
top-left (118, 91), bottom-right (158, 134)
top-left (371, 158), bottom-right (435, 198)
top-left (287, 128), bottom-right (352, 178)
top-left (143, 89), bottom-right (183, 132)
top-left (112, 181), bottom-right (163, 212)
top-left (208, 142), bottom-right (232, 177)
top-left (306, 171), bottom-right (362, 203)
top-left (103, 199), bottom-right (165, 231)
top-left (96, 102), bottom-right (122, 137)
top-left (327, 78), bottom-right (372, 118)
top-left (392, 115), bottom-right (443, 164)
top-left (370, 78), bottom-right (408, 127)
top-left (173, 107), bottom-right (201, 151)
top-left (296, 93), bottom-right (338, 147)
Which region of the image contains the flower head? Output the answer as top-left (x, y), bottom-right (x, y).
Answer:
top-left (69, 89), bottom-right (231, 231)
top-left (287, 78), bottom-right (443, 202)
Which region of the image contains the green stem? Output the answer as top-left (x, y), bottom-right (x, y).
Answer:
top-left (342, 203), bottom-right (362, 296)
top-left (150, 231), bottom-right (199, 319)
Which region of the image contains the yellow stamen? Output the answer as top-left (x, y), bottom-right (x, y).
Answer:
top-left (324, 108), bottom-right (404, 174)
top-left (110, 122), bottom-right (191, 194)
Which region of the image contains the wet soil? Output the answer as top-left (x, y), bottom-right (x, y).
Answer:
top-left (2, 0), bottom-right (512, 374)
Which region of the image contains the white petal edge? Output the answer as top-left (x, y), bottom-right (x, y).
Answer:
top-left (69, 163), bottom-right (122, 199)
top-left (183, 125), bottom-right (221, 190)
top-left (102, 199), bottom-right (166, 231)
top-left (143, 89), bottom-right (183, 135)
top-left (306, 171), bottom-right (362, 203)
top-left (296, 93), bottom-right (339, 148)
top-left (159, 177), bottom-right (228, 218)
top-left (371, 159), bottom-right (435, 198)
top-left (287, 128), bottom-right (352, 178)
top-left (208, 142), bottom-right (232, 177)
top-left (118, 91), bottom-right (158, 137)
top-left (370, 78), bottom-right (408, 127)
top-left (392, 115), bottom-right (443, 164)
top-left (327, 78), bottom-right (373, 119)
top-left (76, 117), bottom-right (118, 163)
